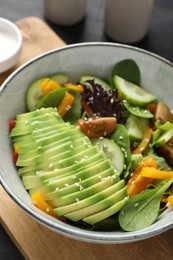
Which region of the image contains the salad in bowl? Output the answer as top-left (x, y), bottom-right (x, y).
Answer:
top-left (1, 43), bottom-right (173, 243)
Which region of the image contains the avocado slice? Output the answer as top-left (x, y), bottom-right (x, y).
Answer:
top-left (66, 186), bottom-right (127, 222)
top-left (55, 180), bottom-right (125, 216)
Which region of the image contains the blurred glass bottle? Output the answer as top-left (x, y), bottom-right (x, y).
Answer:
top-left (42, 0), bottom-right (87, 26)
top-left (104, 0), bottom-right (154, 43)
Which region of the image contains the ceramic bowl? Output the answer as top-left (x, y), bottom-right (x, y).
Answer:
top-left (0, 43), bottom-right (173, 243)
top-left (0, 17), bottom-right (22, 73)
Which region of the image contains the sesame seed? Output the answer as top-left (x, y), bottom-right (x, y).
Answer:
top-left (79, 185), bottom-right (84, 191)
top-left (36, 171), bottom-right (40, 176)
top-left (64, 183), bottom-right (69, 187)
top-left (49, 163), bottom-right (54, 168)
top-left (110, 98), bottom-right (114, 104)
top-left (46, 208), bottom-right (50, 212)
top-left (76, 198), bottom-right (80, 202)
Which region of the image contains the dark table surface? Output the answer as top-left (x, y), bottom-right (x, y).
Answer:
top-left (0, 0), bottom-right (173, 259)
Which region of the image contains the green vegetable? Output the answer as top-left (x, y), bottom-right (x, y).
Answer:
top-left (113, 75), bottom-right (156, 106)
top-left (91, 137), bottom-right (125, 174)
top-left (109, 124), bottom-right (131, 177)
top-left (36, 88), bottom-right (82, 124)
top-left (111, 59), bottom-right (141, 87)
top-left (79, 75), bottom-right (111, 91)
top-left (26, 74), bottom-right (68, 111)
top-left (119, 178), bottom-right (173, 231)
top-left (123, 100), bottom-right (153, 118)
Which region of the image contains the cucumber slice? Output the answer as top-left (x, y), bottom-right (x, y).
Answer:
top-left (26, 74), bottom-right (68, 112)
top-left (91, 137), bottom-right (124, 174)
top-left (126, 114), bottom-right (149, 141)
top-left (113, 75), bottom-right (156, 106)
top-left (155, 128), bottom-right (173, 147)
top-left (26, 78), bottom-right (48, 112)
top-left (79, 75), bottom-right (111, 91)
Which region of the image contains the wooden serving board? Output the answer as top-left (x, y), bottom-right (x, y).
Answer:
top-left (1, 17), bottom-right (173, 260)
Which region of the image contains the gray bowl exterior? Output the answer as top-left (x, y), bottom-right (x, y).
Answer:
top-left (0, 43), bottom-right (173, 243)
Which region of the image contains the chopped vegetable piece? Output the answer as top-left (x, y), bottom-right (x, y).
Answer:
top-left (127, 157), bottom-right (157, 196)
top-left (9, 118), bottom-right (16, 131)
top-left (140, 167), bottom-right (173, 179)
top-left (167, 194), bottom-right (173, 206)
top-left (80, 98), bottom-right (95, 118)
top-left (41, 79), bottom-right (61, 95)
top-left (12, 152), bottom-right (18, 162)
top-left (57, 91), bottom-right (75, 117)
top-left (78, 117), bottom-right (117, 138)
top-left (32, 192), bottom-right (58, 218)
top-left (64, 83), bottom-right (84, 93)
top-left (14, 144), bottom-right (20, 153)
top-left (132, 127), bottom-right (152, 154)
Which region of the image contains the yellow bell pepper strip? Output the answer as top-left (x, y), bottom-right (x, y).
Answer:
top-left (32, 192), bottom-right (66, 220)
top-left (57, 91), bottom-right (75, 117)
top-left (41, 79), bottom-right (61, 95)
top-left (132, 127), bottom-right (152, 154)
top-left (140, 167), bottom-right (173, 180)
top-left (127, 157), bottom-right (157, 197)
top-left (32, 191), bottom-right (57, 217)
top-left (167, 194), bottom-right (173, 206)
top-left (64, 83), bottom-right (84, 93)
top-left (14, 144), bottom-right (20, 153)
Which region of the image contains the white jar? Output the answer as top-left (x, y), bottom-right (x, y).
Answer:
top-left (42, 0), bottom-right (87, 26)
top-left (104, 0), bottom-right (154, 43)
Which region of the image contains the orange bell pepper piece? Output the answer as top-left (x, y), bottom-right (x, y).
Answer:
top-left (64, 83), bottom-right (84, 93)
top-left (32, 191), bottom-right (57, 217)
top-left (140, 167), bottom-right (173, 180)
top-left (57, 91), bottom-right (75, 117)
top-left (167, 194), bottom-right (173, 206)
top-left (132, 127), bottom-right (152, 154)
top-left (41, 79), bottom-right (61, 95)
top-left (127, 157), bottom-right (157, 197)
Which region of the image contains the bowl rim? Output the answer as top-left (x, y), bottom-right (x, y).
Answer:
top-left (1, 42), bottom-right (173, 243)
top-left (0, 17), bottom-right (22, 66)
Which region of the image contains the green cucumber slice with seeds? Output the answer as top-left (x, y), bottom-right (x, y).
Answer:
top-left (79, 75), bottom-right (111, 91)
top-left (113, 75), bottom-right (156, 106)
top-left (126, 114), bottom-right (149, 141)
top-left (91, 137), bottom-right (125, 174)
top-left (26, 74), bottom-right (68, 112)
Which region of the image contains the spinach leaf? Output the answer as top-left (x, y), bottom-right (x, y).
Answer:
top-left (110, 59), bottom-right (141, 87)
top-left (119, 178), bottom-right (173, 231)
top-left (36, 87), bottom-right (82, 124)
